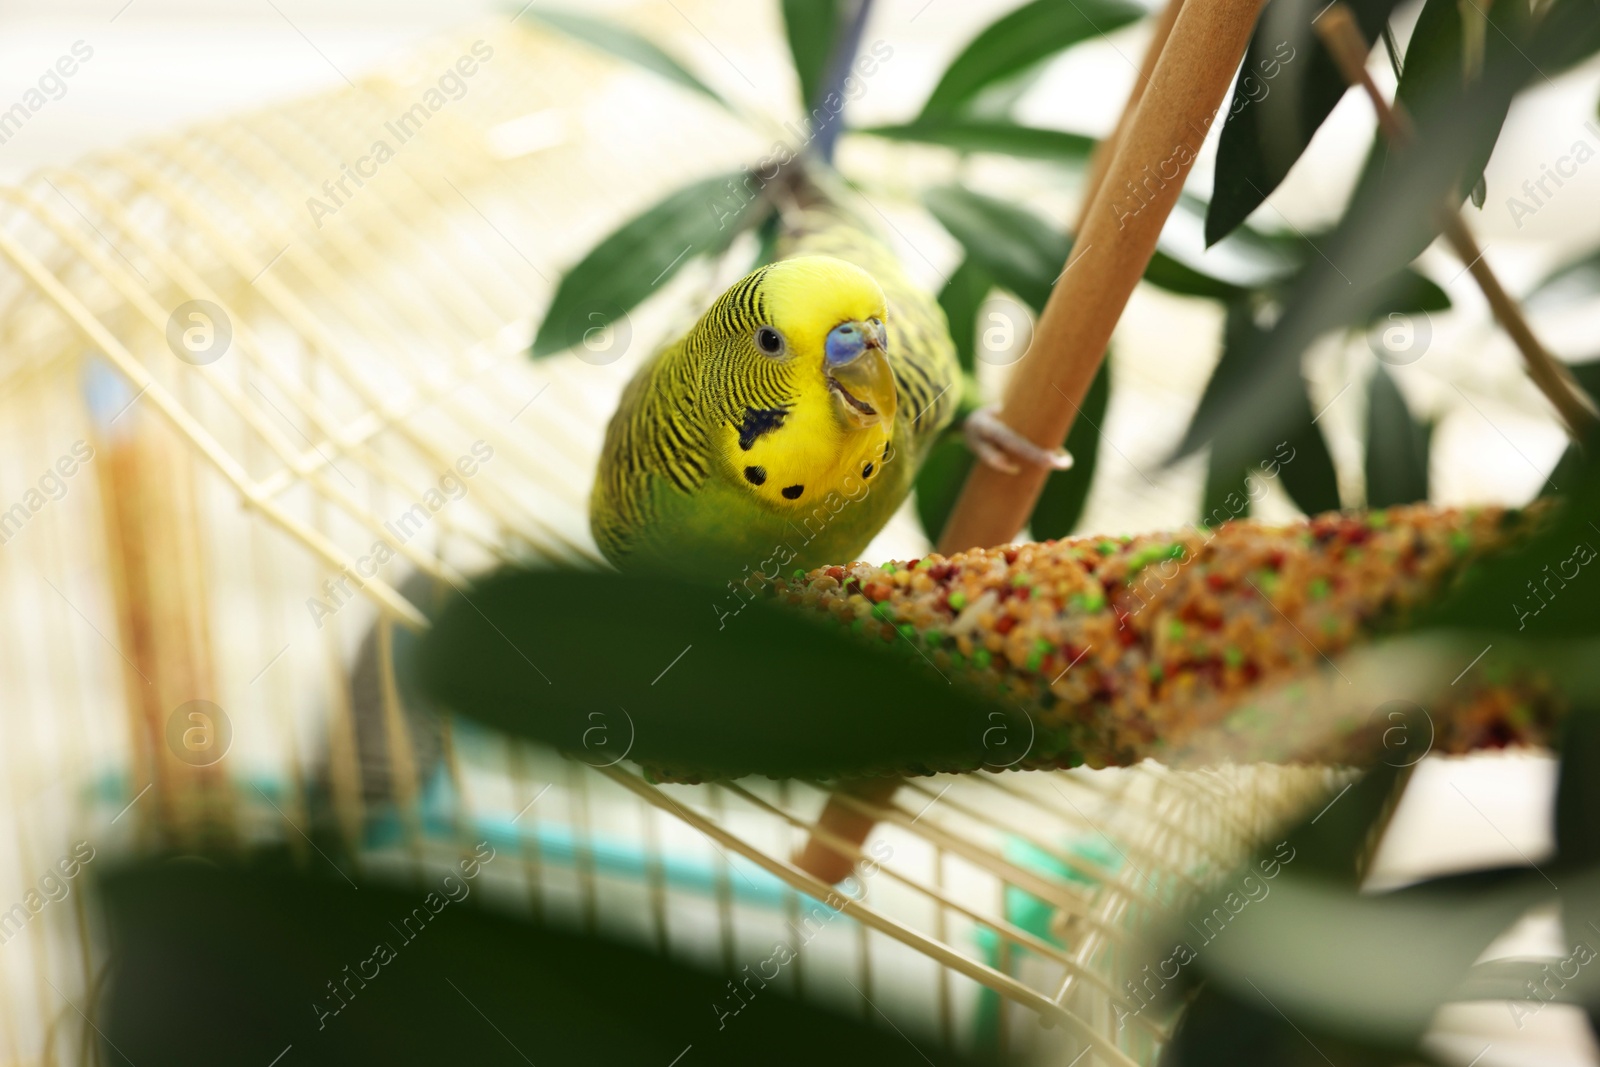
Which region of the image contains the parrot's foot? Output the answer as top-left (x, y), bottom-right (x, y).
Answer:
top-left (964, 405), bottom-right (1074, 475)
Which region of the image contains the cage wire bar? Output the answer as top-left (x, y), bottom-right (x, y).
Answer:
top-left (0, 13), bottom-right (1344, 1066)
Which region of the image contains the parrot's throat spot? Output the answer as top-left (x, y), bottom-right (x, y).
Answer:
top-left (738, 407), bottom-right (788, 451)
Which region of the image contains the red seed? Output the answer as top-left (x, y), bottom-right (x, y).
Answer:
top-left (995, 616), bottom-right (1017, 635)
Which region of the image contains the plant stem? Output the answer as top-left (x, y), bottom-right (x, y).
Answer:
top-left (1315, 3), bottom-right (1598, 443)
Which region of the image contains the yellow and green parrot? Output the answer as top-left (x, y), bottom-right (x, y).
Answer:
top-left (590, 175), bottom-right (964, 579)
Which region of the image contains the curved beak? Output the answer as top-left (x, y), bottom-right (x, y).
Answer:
top-left (824, 319), bottom-right (897, 429)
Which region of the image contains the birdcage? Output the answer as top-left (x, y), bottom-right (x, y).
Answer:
top-left (0, 14), bottom-right (1362, 1066)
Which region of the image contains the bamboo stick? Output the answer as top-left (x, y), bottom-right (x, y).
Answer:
top-left (938, 0), bottom-right (1270, 554)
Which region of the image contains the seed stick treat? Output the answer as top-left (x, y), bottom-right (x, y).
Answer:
top-left (749, 504), bottom-right (1561, 777)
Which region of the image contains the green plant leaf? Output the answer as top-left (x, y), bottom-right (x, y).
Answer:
top-left (1141, 253), bottom-right (1245, 301)
top-left (1171, 0), bottom-right (1588, 468)
top-left (1542, 359), bottom-right (1600, 494)
top-left (521, 7), bottom-right (730, 110)
top-left (1556, 708), bottom-right (1600, 870)
top-left (917, 0), bottom-right (1146, 118)
top-left (418, 567), bottom-right (1018, 780)
top-left (1530, 248), bottom-right (1600, 310)
top-left (781, 0), bottom-right (845, 111)
top-left (98, 849), bottom-right (988, 1065)
top-left (1199, 302), bottom-right (1343, 517)
top-left (937, 257), bottom-right (993, 374)
top-left (1368, 268), bottom-right (1451, 319)
top-left (915, 434), bottom-right (977, 546)
top-left (923, 183), bottom-right (1067, 312)
top-left (1206, 0), bottom-right (1406, 245)
top-left (1030, 361), bottom-right (1110, 539)
top-left (859, 119), bottom-right (1097, 163)
top-left (1365, 365), bottom-right (1431, 507)
top-left (1414, 427), bottom-right (1600, 639)
top-left (532, 170), bottom-right (762, 358)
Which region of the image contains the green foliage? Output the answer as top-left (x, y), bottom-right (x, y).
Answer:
top-left (915, 433), bottom-right (977, 545)
top-left (1200, 301), bottom-right (1342, 518)
top-left (916, 0), bottom-right (1146, 118)
top-left (937, 256), bottom-right (991, 375)
top-left (781, 0), bottom-right (847, 111)
top-left (923, 184), bottom-right (1067, 313)
top-left (520, 6), bottom-right (731, 109)
top-left (1415, 430), bottom-right (1600, 639)
top-left (417, 567), bottom-right (1017, 780)
top-left (1207, 0), bottom-right (1405, 245)
top-left (860, 119), bottom-right (1096, 163)
top-left (1364, 365), bottom-right (1431, 508)
top-left (531, 171), bottom-right (765, 358)
top-left (1031, 362), bottom-right (1110, 539)
top-left (96, 847), bottom-right (988, 1065)
top-left (1155, 762), bottom-right (1556, 1065)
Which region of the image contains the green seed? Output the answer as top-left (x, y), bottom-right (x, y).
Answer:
top-left (947, 591), bottom-right (968, 611)
top-left (1308, 577), bottom-right (1330, 600)
top-left (1223, 646), bottom-right (1243, 668)
top-left (1167, 620), bottom-right (1185, 640)
top-left (973, 649), bottom-right (992, 670)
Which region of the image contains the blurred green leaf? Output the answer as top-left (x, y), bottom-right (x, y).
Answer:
top-left (1142, 253), bottom-right (1246, 301)
top-left (1201, 302), bottom-right (1342, 517)
top-left (1155, 195), bottom-right (1302, 299)
top-left (1202, 450), bottom-right (1252, 523)
top-left (532, 170), bottom-right (760, 358)
top-left (938, 257), bottom-right (993, 374)
top-left (915, 434), bottom-right (978, 546)
top-left (100, 849), bottom-right (988, 1065)
top-left (1415, 428), bottom-right (1600, 638)
top-left (1530, 248), bottom-right (1600, 310)
top-left (1159, 763), bottom-right (1550, 1063)
top-left (521, 7), bottom-right (730, 109)
top-left (1543, 360), bottom-right (1600, 494)
top-left (1031, 361), bottom-right (1110, 539)
top-left (1557, 708), bottom-right (1600, 870)
top-left (917, 0), bottom-right (1146, 118)
top-left (419, 567), bottom-right (1019, 780)
top-left (1171, 0), bottom-right (1592, 466)
top-left (1365, 365), bottom-right (1431, 507)
top-left (1207, 0), bottom-right (1405, 245)
top-left (781, 0), bottom-right (846, 111)
top-left (923, 184), bottom-right (1066, 312)
top-left (859, 119), bottom-right (1097, 163)
top-left (1365, 269), bottom-right (1450, 318)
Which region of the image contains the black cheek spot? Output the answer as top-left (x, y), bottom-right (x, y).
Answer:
top-left (744, 466), bottom-right (766, 486)
top-left (781, 484), bottom-right (804, 500)
top-left (863, 463), bottom-right (874, 478)
top-left (882, 441), bottom-right (892, 460)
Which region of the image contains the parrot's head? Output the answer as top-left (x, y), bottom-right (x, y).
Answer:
top-left (694, 255), bottom-right (899, 509)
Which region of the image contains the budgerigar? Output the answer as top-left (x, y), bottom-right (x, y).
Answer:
top-left (590, 172), bottom-right (962, 580)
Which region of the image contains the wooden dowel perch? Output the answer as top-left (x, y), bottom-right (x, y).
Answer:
top-left (938, 0), bottom-right (1270, 555)
top-left (794, 0), bottom-right (1258, 883)
top-left (1314, 3), bottom-right (1599, 442)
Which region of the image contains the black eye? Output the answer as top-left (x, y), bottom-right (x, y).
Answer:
top-left (755, 326), bottom-right (784, 356)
